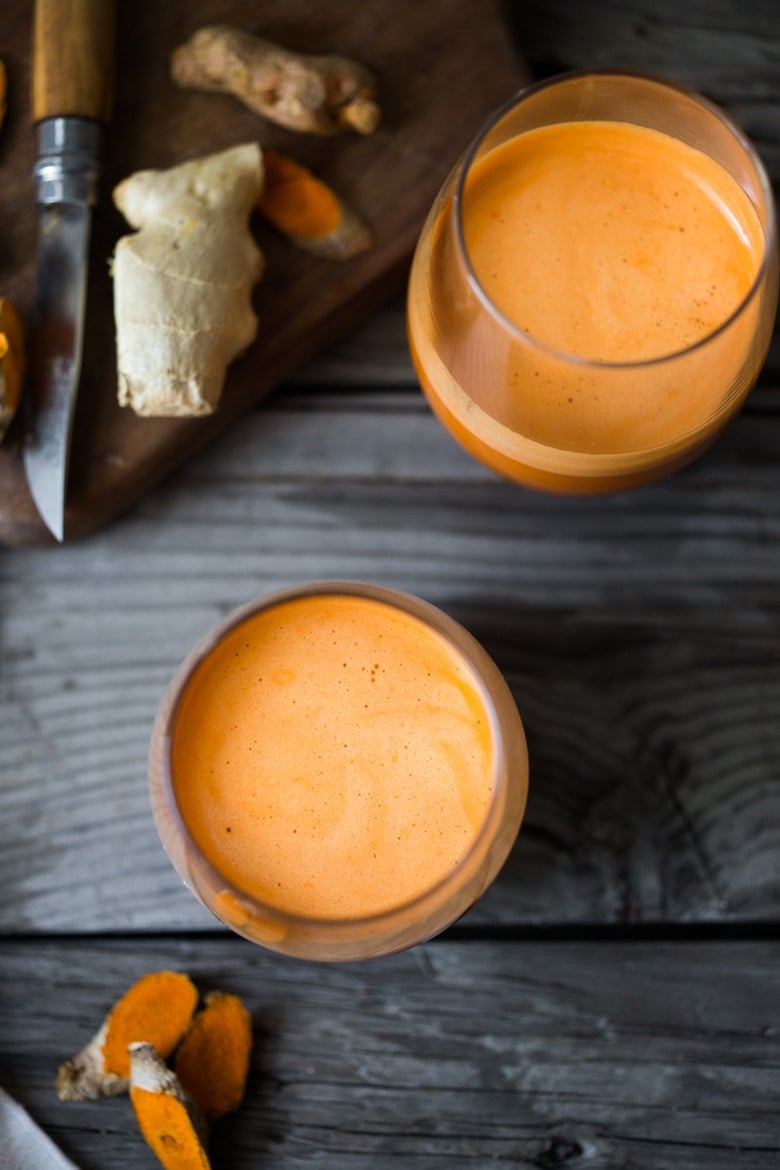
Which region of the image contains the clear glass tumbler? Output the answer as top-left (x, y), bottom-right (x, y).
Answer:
top-left (407, 70), bottom-right (778, 494)
top-left (149, 581), bottom-right (528, 961)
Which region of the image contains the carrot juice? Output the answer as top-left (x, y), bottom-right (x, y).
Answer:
top-left (148, 583), bottom-right (528, 961)
top-left (408, 72), bottom-right (778, 493)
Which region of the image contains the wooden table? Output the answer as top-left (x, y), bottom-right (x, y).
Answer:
top-left (1, 2), bottom-right (778, 1167)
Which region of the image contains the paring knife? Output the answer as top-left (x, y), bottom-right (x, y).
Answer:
top-left (24, 0), bottom-right (115, 541)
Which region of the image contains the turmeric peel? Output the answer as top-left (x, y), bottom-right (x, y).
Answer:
top-left (259, 149), bottom-right (372, 260)
top-left (0, 296), bottom-right (24, 444)
top-left (171, 26), bottom-right (380, 136)
top-left (56, 971), bottom-right (198, 1101)
top-left (174, 991), bottom-right (253, 1119)
top-left (129, 1042), bottom-right (211, 1170)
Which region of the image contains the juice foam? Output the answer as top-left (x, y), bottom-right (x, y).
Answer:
top-left (171, 593), bottom-right (497, 920)
top-left (463, 120), bottom-right (763, 366)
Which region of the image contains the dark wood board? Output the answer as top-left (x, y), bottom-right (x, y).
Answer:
top-left (0, 0), bottom-right (528, 544)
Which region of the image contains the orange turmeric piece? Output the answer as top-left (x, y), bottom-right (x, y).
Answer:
top-left (174, 991), bottom-right (253, 1119)
top-left (56, 971), bottom-right (198, 1101)
top-left (0, 59), bottom-right (6, 130)
top-left (171, 26), bottom-right (380, 136)
top-left (130, 1042), bottom-right (211, 1170)
top-left (0, 296), bottom-right (24, 444)
top-left (259, 149), bottom-right (372, 260)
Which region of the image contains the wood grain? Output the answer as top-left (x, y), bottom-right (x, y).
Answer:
top-left (31, 0), bottom-right (116, 123)
top-left (0, 2), bottom-right (778, 1162)
top-left (0, 0), bottom-right (527, 544)
top-left (1, 363), bottom-right (778, 933)
top-left (507, 0), bottom-right (780, 173)
top-left (1, 937), bottom-right (777, 1170)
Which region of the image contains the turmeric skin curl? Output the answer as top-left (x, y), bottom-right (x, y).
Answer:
top-left (0, 296), bottom-right (24, 444)
top-left (259, 149), bottom-right (372, 260)
top-left (56, 971), bottom-right (198, 1101)
top-left (0, 58), bottom-right (23, 422)
top-left (130, 1042), bottom-right (211, 1170)
top-left (56, 973), bottom-right (253, 1168)
top-left (175, 991), bottom-right (253, 1119)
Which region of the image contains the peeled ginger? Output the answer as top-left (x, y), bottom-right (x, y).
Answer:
top-left (112, 143), bottom-right (264, 417)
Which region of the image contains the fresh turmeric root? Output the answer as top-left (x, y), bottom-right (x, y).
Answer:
top-left (130, 1042), bottom-right (212, 1170)
top-left (258, 149), bottom-right (371, 260)
top-left (56, 971), bottom-right (198, 1101)
top-left (174, 991), bottom-right (253, 1119)
top-left (171, 25), bottom-right (380, 136)
top-left (0, 59), bottom-right (7, 130)
top-left (0, 296), bottom-right (24, 444)
top-left (57, 972), bottom-right (253, 1170)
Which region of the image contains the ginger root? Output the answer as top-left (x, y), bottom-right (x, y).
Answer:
top-left (174, 991), bottom-right (253, 1120)
top-left (171, 25), bottom-right (380, 136)
top-left (258, 149), bottom-right (371, 260)
top-left (56, 971), bottom-right (198, 1101)
top-left (0, 296), bottom-right (24, 444)
top-left (130, 1042), bottom-right (211, 1170)
top-left (112, 143), bottom-right (264, 417)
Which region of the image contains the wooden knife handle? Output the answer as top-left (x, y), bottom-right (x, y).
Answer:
top-left (32, 0), bottom-right (116, 123)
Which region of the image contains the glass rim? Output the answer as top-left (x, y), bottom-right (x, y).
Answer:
top-left (150, 579), bottom-right (523, 944)
top-left (453, 67), bottom-right (777, 372)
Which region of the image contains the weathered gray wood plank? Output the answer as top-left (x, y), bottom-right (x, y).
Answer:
top-left (509, 0), bottom-right (780, 173)
top-left (1, 394), bottom-right (779, 932)
top-left (0, 936), bottom-right (777, 1170)
top-left (1, 0), bottom-right (777, 932)
top-left (0, 6), bottom-right (777, 1168)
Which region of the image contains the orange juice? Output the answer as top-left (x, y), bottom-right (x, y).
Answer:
top-left (408, 75), bottom-right (777, 493)
top-left (462, 122), bottom-right (762, 367)
top-left (149, 584), bottom-right (528, 960)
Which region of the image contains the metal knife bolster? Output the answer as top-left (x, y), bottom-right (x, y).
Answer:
top-left (34, 116), bottom-right (103, 206)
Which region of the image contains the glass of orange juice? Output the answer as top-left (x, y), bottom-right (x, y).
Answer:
top-left (407, 71), bottom-right (778, 494)
top-left (149, 581), bottom-right (528, 961)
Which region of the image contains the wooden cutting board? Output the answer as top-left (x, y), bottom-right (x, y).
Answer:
top-left (0, 0), bottom-right (528, 544)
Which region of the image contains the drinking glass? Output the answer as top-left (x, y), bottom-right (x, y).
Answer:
top-left (407, 71), bottom-right (778, 494)
top-left (149, 581), bottom-right (528, 961)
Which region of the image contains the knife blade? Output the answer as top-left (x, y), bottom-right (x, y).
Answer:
top-left (24, 0), bottom-right (115, 541)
